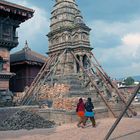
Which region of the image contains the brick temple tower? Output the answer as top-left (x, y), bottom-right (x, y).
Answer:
top-left (43, 0), bottom-right (102, 106)
top-left (0, 0), bottom-right (34, 105)
top-left (47, 0), bottom-right (92, 75)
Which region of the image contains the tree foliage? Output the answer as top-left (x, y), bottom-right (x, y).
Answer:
top-left (124, 77), bottom-right (134, 85)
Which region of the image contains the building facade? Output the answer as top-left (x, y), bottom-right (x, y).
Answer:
top-left (0, 0), bottom-right (34, 105)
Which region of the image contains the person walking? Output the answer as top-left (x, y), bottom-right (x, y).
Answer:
top-left (84, 97), bottom-right (96, 127)
top-left (76, 98), bottom-right (85, 127)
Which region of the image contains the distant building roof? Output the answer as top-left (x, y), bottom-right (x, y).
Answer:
top-left (10, 41), bottom-right (47, 65)
top-left (118, 85), bottom-right (137, 89)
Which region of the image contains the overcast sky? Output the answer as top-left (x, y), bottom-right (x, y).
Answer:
top-left (8, 0), bottom-right (140, 79)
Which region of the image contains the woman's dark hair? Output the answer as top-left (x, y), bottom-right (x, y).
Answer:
top-left (87, 97), bottom-right (91, 102)
top-left (79, 98), bottom-right (83, 102)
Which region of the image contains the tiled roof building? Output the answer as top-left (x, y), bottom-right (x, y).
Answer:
top-left (10, 41), bottom-right (47, 92)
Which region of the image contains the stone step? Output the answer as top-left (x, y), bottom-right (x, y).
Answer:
top-left (46, 77), bottom-right (83, 85)
top-left (69, 85), bottom-right (85, 90)
top-left (68, 90), bottom-right (95, 97)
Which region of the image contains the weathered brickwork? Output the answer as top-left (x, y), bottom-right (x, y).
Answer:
top-left (0, 81), bottom-right (9, 90)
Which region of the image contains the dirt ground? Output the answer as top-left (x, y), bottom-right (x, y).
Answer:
top-left (0, 114), bottom-right (140, 140)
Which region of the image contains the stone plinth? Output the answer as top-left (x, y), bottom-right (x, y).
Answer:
top-left (0, 106), bottom-right (109, 124)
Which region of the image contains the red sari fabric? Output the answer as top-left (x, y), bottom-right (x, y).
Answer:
top-left (76, 102), bottom-right (85, 117)
top-left (77, 111), bottom-right (85, 117)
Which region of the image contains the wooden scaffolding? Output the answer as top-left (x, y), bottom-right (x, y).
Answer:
top-left (20, 48), bottom-right (137, 118)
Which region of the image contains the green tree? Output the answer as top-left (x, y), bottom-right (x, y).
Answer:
top-left (124, 77), bottom-right (134, 85)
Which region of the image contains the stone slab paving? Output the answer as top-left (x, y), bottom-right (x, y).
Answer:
top-left (0, 113), bottom-right (139, 140)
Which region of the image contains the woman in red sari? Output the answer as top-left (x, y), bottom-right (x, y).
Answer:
top-left (76, 98), bottom-right (85, 127)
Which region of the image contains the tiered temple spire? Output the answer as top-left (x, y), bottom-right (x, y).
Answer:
top-left (50, 0), bottom-right (81, 31)
top-left (48, 0), bottom-right (91, 54)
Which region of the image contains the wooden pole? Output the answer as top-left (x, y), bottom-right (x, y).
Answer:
top-left (104, 83), bottom-right (140, 140)
top-left (21, 54), bottom-right (57, 105)
top-left (24, 49), bottom-right (67, 105)
top-left (87, 53), bottom-right (137, 116)
top-left (70, 49), bottom-right (117, 118)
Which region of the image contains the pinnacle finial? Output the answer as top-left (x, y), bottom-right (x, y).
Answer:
top-left (23, 40), bottom-right (31, 51)
top-left (25, 40), bottom-right (28, 45)
top-left (25, 40), bottom-right (29, 48)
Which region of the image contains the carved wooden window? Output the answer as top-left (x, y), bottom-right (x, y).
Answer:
top-left (13, 27), bottom-right (16, 37)
top-left (2, 24), bottom-right (11, 41)
top-left (0, 57), bottom-right (4, 71)
top-left (3, 24), bottom-right (10, 35)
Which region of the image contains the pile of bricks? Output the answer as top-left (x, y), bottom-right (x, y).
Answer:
top-left (13, 92), bottom-right (26, 105)
top-left (0, 110), bottom-right (55, 130)
top-left (13, 84), bottom-right (85, 111)
top-left (38, 84), bottom-right (85, 110)
top-left (38, 83), bottom-right (70, 100)
top-left (52, 97), bottom-right (86, 110)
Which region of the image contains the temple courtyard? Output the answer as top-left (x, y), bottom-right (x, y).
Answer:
top-left (0, 112), bottom-right (140, 140)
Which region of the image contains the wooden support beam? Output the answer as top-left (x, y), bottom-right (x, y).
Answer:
top-left (33, 49), bottom-right (67, 104)
top-left (24, 55), bottom-right (59, 105)
top-left (22, 49), bottom-right (67, 105)
top-left (104, 83), bottom-right (140, 140)
top-left (69, 49), bottom-right (117, 118)
top-left (21, 54), bottom-right (57, 105)
top-left (87, 52), bottom-right (137, 116)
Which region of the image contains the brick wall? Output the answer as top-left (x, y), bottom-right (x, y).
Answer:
top-left (0, 81), bottom-right (9, 90)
